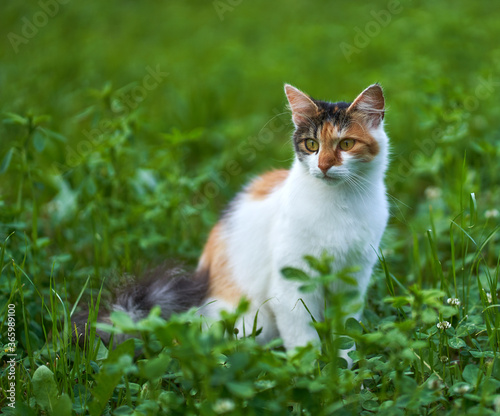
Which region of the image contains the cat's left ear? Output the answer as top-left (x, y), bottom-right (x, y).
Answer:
top-left (284, 84), bottom-right (318, 127)
top-left (347, 84), bottom-right (385, 128)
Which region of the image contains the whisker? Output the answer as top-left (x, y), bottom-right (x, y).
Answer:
top-left (344, 176), bottom-right (368, 209)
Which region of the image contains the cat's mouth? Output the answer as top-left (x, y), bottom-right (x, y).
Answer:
top-left (310, 169), bottom-right (346, 185)
top-left (320, 174), bottom-right (342, 184)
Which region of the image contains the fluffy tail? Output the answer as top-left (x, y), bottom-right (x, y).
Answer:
top-left (72, 265), bottom-right (209, 345)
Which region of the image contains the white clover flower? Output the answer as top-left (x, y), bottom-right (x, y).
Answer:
top-left (485, 209), bottom-right (499, 219)
top-left (454, 384), bottom-right (471, 394)
top-left (483, 289), bottom-right (493, 304)
top-left (427, 378), bottom-right (443, 390)
top-left (213, 399), bottom-right (236, 414)
top-left (382, 248), bottom-right (394, 257)
top-left (437, 321), bottom-right (451, 330)
top-left (486, 292), bottom-right (493, 304)
top-left (447, 298), bottom-right (461, 306)
top-left (494, 395), bottom-right (500, 412)
top-left (425, 187), bottom-right (442, 200)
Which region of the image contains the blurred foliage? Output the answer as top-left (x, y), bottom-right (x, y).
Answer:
top-left (1, 0), bottom-right (500, 271)
top-left (1, 0), bottom-right (500, 414)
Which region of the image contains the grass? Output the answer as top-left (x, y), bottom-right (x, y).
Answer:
top-left (1, 0), bottom-right (500, 414)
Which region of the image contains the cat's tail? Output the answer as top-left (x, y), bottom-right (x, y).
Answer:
top-left (72, 265), bottom-right (209, 345)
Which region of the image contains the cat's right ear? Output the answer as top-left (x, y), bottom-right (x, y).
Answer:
top-left (284, 84), bottom-right (318, 127)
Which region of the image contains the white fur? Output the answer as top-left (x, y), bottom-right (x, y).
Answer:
top-left (199, 122), bottom-right (390, 351)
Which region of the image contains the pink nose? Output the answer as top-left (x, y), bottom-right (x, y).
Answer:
top-left (318, 162), bottom-right (332, 175)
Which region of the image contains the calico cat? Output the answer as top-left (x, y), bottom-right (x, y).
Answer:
top-left (74, 84), bottom-right (390, 352)
top-left (196, 84), bottom-right (389, 349)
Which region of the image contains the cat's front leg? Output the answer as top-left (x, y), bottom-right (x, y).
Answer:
top-left (269, 278), bottom-right (322, 350)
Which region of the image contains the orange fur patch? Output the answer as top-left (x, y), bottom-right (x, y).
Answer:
top-left (198, 223), bottom-right (241, 304)
top-left (318, 122), bottom-right (342, 172)
top-left (342, 116), bottom-right (380, 161)
top-left (316, 118), bottom-right (379, 172)
top-left (247, 169), bottom-right (289, 200)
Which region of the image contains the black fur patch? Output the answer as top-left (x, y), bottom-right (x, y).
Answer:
top-left (114, 265), bottom-right (209, 319)
top-left (72, 264), bottom-right (209, 346)
top-left (292, 98), bottom-right (353, 160)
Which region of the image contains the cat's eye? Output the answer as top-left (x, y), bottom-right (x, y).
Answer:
top-left (339, 139), bottom-right (356, 151)
top-left (304, 139), bottom-right (319, 152)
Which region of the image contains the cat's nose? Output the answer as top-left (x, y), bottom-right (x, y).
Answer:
top-left (318, 162), bottom-right (332, 175)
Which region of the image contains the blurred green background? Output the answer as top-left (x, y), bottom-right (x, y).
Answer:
top-left (1, 0), bottom-right (500, 286)
top-left (3, 3), bottom-right (500, 412)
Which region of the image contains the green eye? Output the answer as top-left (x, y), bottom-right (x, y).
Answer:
top-left (339, 138), bottom-right (355, 151)
top-left (304, 139), bottom-right (319, 152)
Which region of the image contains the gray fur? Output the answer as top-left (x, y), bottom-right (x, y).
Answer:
top-left (72, 265), bottom-right (209, 346)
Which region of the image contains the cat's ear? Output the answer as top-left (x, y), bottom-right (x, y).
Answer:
top-left (284, 84), bottom-right (318, 127)
top-left (347, 84), bottom-right (385, 128)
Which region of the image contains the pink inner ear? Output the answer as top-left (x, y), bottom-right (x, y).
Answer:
top-left (349, 84), bottom-right (385, 113)
top-left (347, 84), bottom-right (385, 127)
top-left (285, 84), bottom-right (318, 126)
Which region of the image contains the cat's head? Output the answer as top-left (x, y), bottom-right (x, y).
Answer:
top-left (285, 84), bottom-right (388, 185)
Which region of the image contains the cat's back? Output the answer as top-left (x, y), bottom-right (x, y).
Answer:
top-left (197, 169), bottom-right (290, 302)
top-left (225, 168), bottom-right (290, 231)
top-left (244, 169), bottom-right (289, 201)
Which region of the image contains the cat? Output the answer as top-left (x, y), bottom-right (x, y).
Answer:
top-left (196, 84), bottom-right (389, 350)
top-left (74, 84), bottom-right (390, 353)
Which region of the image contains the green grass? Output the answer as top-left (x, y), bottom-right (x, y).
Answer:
top-left (1, 0), bottom-right (500, 414)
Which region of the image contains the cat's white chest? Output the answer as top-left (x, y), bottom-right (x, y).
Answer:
top-left (271, 173), bottom-right (387, 273)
